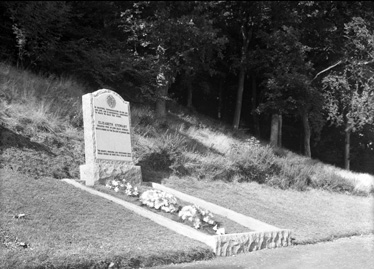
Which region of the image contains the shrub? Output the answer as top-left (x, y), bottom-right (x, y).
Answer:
top-left (137, 130), bottom-right (189, 176)
top-left (311, 171), bottom-right (355, 193)
top-left (140, 149), bottom-right (174, 172)
top-left (131, 106), bottom-right (155, 128)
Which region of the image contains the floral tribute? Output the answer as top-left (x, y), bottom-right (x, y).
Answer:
top-left (105, 179), bottom-right (139, 197)
top-left (178, 205), bottom-right (225, 234)
top-left (104, 180), bottom-right (225, 235)
top-left (178, 205), bottom-right (214, 229)
top-left (139, 189), bottom-right (179, 213)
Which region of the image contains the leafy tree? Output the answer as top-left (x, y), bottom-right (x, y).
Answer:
top-left (215, 1), bottom-right (272, 129)
top-left (322, 17), bottom-right (374, 169)
top-left (1, 1), bottom-right (144, 93)
top-left (259, 21), bottom-right (328, 156)
top-left (4, 1), bottom-right (71, 68)
top-left (121, 1), bottom-right (226, 117)
top-left (54, 1), bottom-right (142, 91)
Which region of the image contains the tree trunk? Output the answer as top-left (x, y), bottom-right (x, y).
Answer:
top-left (270, 114), bottom-right (279, 147)
top-left (186, 79), bottom-right (193, 109)
top-left (344, 122), bottom-right (351, 170)
top-left (302, 112), bottom-right (311, 157)
top-left (156, 85), bottom-right (168, 118)
top-left (217, 78), bottom-right (224, 120)
top-left (278, 114), bottom-right (282, 148)
top-left (233, 66), bottom-right (245, 129)
top-left (233, 25), bottom-right (251, 130)
top-left (251, 73), bottom-right (260, 136)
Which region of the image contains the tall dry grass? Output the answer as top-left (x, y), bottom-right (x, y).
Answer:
top-left (0, 62), bottom-right (84, 136)
top-left (131, 105), bottom-right (374, 196)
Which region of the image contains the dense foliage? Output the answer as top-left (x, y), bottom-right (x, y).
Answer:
top-left (1, 1), bottom-right (373, 173)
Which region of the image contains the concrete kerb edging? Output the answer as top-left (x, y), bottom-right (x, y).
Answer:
top-left (151, 183), bottom-right (280, 231)
top-left (151, 183), bottom-right (293, 256)
top-left (61, 179), bottom-right (292, 256)
top-left (61, 178), bottom-right (216, 250)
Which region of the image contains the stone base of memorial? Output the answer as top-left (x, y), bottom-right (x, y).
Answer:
top-left (80, 89), bottom-right (142, 186)
top-left (80, 161), bottom-right (142, 186)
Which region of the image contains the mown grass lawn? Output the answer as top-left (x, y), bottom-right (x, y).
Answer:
top-left (2, 167), bottom-right (374, 269)
top-left (162, 176), bottom-right (374, 245)
top-left (0, 169), bottom-right (212, 269)
top-left (1, 169), bottom-right (374, 269)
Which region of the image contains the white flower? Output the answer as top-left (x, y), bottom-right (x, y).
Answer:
top-left (133, 187), bottom-right (139, 196)
top-left (213, 224), bottom-right (225, 235)
top-left (168, 204), bottom-right (178, 213)
top-left (203, 216), bottom-right (211, 223)
top-left (161, 206), bottom-right (171, 212)
top-left (114, 187), bottom-right (119, 192)
top-left (112, 180), bottom-right (119, 186)
top-left (154, 198), bottom-right (164, 210)
top-left (216, 227), bottom-right (225, 235)
top-left (178, 205), bottom-right (197, 220)
top-left (193, 218), bottom-right (201, 229)
top-left (207, 219), bottom-right (215, 225)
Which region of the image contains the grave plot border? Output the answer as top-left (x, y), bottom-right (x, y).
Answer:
top-left (62, 179), bottom-right (292, 256)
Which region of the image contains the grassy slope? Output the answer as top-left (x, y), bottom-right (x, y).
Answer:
top-left (1, 63), bottom-right (374, 268)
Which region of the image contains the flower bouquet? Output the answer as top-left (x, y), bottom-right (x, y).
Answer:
top-left (178, 204), bottom-right (225, 234)
top-left (139, 189), bottom-right (179, 213)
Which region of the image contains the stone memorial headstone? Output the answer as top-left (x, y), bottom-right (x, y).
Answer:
top-left (80, 89), bottom-right (142, 186)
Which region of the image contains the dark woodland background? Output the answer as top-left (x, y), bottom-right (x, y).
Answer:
top-left (1, 1), bottom-right (373, 173)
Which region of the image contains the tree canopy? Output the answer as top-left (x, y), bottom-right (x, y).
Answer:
top-left (1, 1), bottom-right (373, 172)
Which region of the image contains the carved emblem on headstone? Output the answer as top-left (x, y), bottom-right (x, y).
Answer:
top-left (107, 95), bottom-right (116, 108)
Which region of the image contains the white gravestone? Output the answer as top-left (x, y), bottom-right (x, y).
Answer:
top-left (80, 89), bottom-right (142, 186)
